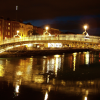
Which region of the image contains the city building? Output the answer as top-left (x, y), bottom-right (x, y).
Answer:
top-left (33, 26), bottom-right (43, 35)
top-left (0, 17), bottom-right (61, 41)
top-left (0, 18), bottom-right (34, 40)
top-left (33, 26), bottom-right (38, 33)
top-left (11, 20), bottom-right (20, 38)
top-left (19, 22), bottom-right (26, 37)
top-left (43, 27), bottom-right (61, 35)
top-left (49, 28), bottom-right (61, 35)
top-left (37, 27), bottom-right (43, 35)
top-left (19, 23), bottom-right (33, 37)
top-left (0, 18), bottom-right (4, 41)
top-left (0, 18), bottom-right (20, 40)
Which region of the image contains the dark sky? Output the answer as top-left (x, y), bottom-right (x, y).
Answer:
top-left (0, 0), bottom-right (100, 35)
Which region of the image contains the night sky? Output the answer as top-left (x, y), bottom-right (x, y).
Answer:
top-left (0, 0), bottom-right (100, 35)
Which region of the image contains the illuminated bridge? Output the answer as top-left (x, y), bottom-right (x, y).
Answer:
top-left (0, 34), bottom-right (100, 54)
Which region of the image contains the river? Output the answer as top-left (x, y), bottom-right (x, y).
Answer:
top-left (0, 51), bottom-right (100, 100)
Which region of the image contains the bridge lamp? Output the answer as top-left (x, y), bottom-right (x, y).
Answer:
top-left (46, 26), bottom-right (49, 30)
top-left (17, 30), bottom-right (19, 35)
top-left (14, 30), bottom-right (21, 38)
top-left (84, 25), bottom-right (87, 32)
top-left (45, 26), bottom-right (49, 32)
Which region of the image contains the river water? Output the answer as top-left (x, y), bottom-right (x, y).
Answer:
top-left (0, 51), bottom-right (100, 100)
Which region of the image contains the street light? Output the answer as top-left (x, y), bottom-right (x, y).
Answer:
top-left (17, 30), bottom-right (19, 35)
top-left (14, 30), bottom-right (21, 38)
top-left (83, 25), bottom-right (89, 36)
top-left (43, 26), bottom-right (51, 35)
top-left (45, 26), bottom-right (49, 32)
top-left (84, 25), bottom-right (87, 32)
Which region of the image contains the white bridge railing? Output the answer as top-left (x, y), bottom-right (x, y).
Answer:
top-left (0, 34), bottom-right (100, 45)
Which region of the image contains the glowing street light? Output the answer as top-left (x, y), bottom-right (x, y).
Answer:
top-left (17, 30), bottom-right (19, 35)
top-left (84, 25), bottom-right (87, 32)
top-left (83, 25), bottom-right (89, 36)
top-left (14, 30), bottom-right (21, 38)
top-left (45, 26), bottom-right (49, 32)
top-left (43, 26), bottom-right (51, 35)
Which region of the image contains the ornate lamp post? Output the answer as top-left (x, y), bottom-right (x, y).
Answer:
top-left (43, 26), bottom-right (51, 36)
top-left (14, 30), bottom-right (21, 38)
top-left (45, 26), bottom-right (49, 32)
top-left (84, 25), bottom-right (87, 32)
top-left (17, 30), bottom-right (19, 35)
top-left (83, 25), bottom-right (89, 36)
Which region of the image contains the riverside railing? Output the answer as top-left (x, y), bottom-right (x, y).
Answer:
top-left (0, 34), bottom-right (100, 45)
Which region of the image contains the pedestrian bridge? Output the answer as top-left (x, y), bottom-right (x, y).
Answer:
top-left (0, 34), bottom-right (100, 53)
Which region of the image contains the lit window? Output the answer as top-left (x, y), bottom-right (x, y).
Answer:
top-left (8, 27), bottom-right (10, 30)
top-left (8, 32), bottom-right (10, 35)
top-left (8, 23), bottom-right (10, 25)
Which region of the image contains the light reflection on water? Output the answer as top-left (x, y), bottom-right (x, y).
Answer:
top-left (0, 64), bottom-right (4, 77)
top-left (0, 51), bottom-right (100, 99)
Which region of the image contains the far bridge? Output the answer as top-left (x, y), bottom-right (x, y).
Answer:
top-left (0, 34), bottom-right (100, 54)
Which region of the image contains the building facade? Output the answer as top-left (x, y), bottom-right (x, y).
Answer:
top-left (37, 27), bottom-right (43, 35)
top-left (19, 23), bottom-right (33, 37)
top-left (0, 18), bottom-right (20, 40)
top-left (0, 18), bottom-right (4, 41)
top-left (0, 18), bottom-right (61, 41)
top-left (32, 26), bottom-right (43, 35)
top-left (25, 23), bottom-right (33, 36)
top-left (49, 28), bottom-right (61, 35)
top-left (43, 28), bottom-right (61, 35)
top-left (0, 18), bottom-right (34, 41)
top-left (11, 20), bottom-right (20, 38)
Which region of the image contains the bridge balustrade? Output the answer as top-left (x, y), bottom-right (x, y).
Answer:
top-left (0, 34), bottom-right (100, 46)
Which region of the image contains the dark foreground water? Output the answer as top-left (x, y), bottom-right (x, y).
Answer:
top-left (0, 51), bottom-right (100, 100)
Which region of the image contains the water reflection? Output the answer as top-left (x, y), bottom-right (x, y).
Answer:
top-left (43, 54), bottom-right (61, 78)
top-left (84, 52), bottom-right (89, 65)
top-left (44, 91), bottom-right (48, 100)
top-left (0, 52), bottom-right (100, 99)
top-left (0, 64), bottom-right (4, 77)
top-left (73, 52), bottom-right (77, 71)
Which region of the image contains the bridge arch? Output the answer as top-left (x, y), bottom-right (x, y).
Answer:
top-left (0, 34), bottom-right (100, 53)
